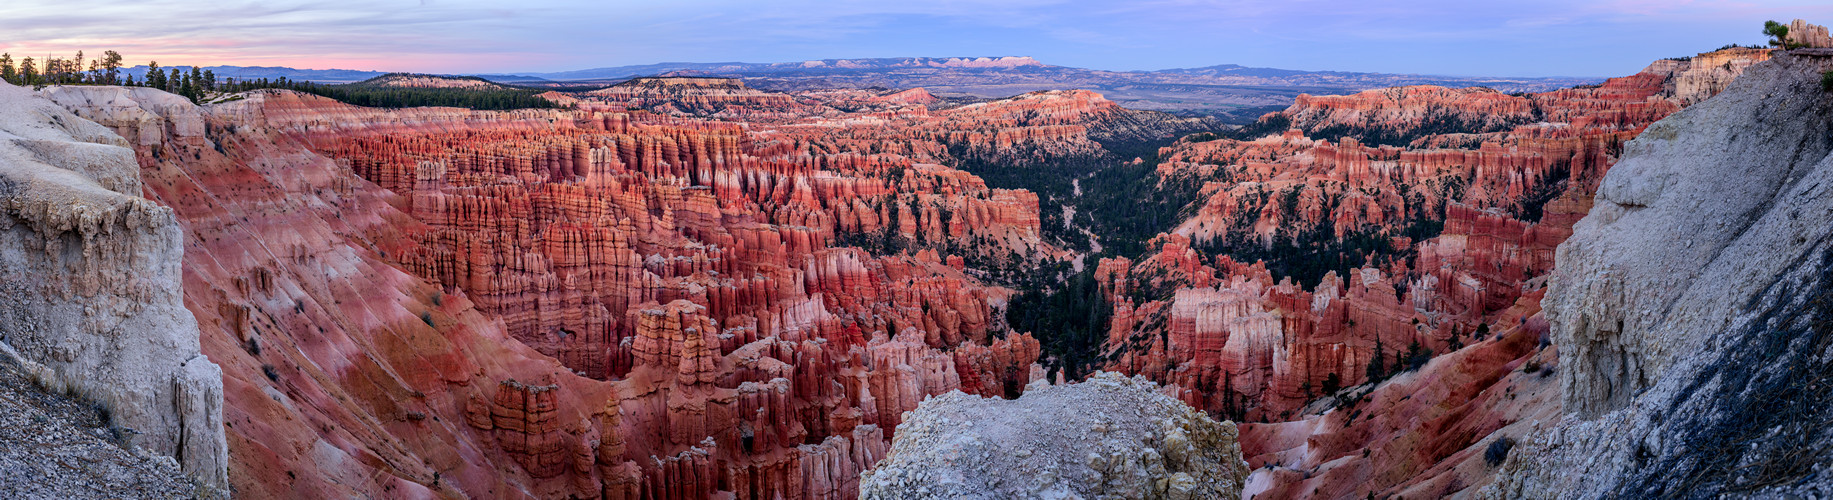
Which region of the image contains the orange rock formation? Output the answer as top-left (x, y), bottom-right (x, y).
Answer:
top-left (42, 79), bottom-right (1213, 498)
top-left (1066, 47), bottom-right (1768, 497)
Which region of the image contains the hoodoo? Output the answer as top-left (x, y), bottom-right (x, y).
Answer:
top-left (6, 6), bottom-right (1833, 499)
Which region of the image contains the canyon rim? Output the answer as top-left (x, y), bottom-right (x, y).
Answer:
top-left (3, 4), bottom-right (1833, 499)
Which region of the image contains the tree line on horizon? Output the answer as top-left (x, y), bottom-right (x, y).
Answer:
top-left (1, 50), bottom-right (558, 110)
top-left (220, 77), bottom-right (562, 110)
top-left (1, 50), bottom-right (134, 87)
top-left (2, 51), bottom-right (230, 103)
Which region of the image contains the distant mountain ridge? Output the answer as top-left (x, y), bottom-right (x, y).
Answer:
top-left (116, 57), bottom-right (1601, 121)
top-left (522, 57), bottom-right (1597, 122)
top-left (122, 64), bottom-right (387, 82)
top-left (532, 56), bottom-right (1047, 80)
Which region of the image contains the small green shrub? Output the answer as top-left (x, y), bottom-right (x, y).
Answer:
top-left (1485, 437), bottom-right (1516, 467)
top-left (1404, 341), bottom-right (1433, 371)
top-left (92, 400), bottom-right (112, 423)
top-left (108, 425), bottom-right (137, 450)
top-left (1821, 71), bottom-right (1833, 92)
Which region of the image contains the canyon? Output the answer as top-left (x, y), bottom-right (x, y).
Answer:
top-left (1, 17), bottom-right (1831, 500)
top-left (11, 71), bottom-right (1207, 498)
top-left (1069, 43), bottom-right (1785, 498)
top-left (123, 56), bottom-right (1597, 124)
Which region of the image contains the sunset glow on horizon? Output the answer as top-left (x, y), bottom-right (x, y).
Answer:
top-left (6, 0), bottom-right (1833, 77)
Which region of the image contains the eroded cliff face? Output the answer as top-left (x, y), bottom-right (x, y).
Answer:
top-left (1070, 45), bottom-right (1771, 498)
top-left (0, 82), bottom-right (227, 493)
top-left (1096, 56), bottom-right (1692, 424)
top-left (34, 72), bottom-right (1169, 498)
top-left (44, 84), bottom-right (619, 499)
top-left (1238, 291), bottom-right (1559, 499)
top-left (1491, 48), bottom-right (1833, 498)
top-left (20, 37), bottom-right (1794, 498)
top-left (860, 372), bottom-right (1249, 500)
top-left (1646, 47), bottom-right (1775, 105)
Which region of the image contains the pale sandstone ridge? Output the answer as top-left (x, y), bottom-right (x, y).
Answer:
top-left (361, 73), bottom-right (508, 89)
top-left (1644, 47), bottom-right (1774, 105)
top-left (1789, 18), bottom-right (1833, 48)
top-left (859, 372), bottom-right (1249, 500)
top-left (1489, 46), bottom-right (1833, 497)
top-left (0, 81), bottom-right (227, 494)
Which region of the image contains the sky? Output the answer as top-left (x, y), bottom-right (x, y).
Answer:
top-left (2, 0), bottom-right (1830, 78)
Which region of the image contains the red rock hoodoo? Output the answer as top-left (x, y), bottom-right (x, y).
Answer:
top-left (1062, 46), bottom-right (1772, 498)
top-left (41, 79), bottom-right (1221, 498)
top-left (35, 39), bottom-right (1779, 499)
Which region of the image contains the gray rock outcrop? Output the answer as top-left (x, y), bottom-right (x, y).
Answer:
top-left (1489, 48), bottom-right (1833, 498)
top-left (0, 80), bottom-right (226, 495)
top-left (859, 372), bottom-right (1248, 500)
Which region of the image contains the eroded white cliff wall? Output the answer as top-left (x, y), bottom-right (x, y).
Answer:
top-left (0, 80), bottom-right (226, 494)
top-left (1491, 47), bottom-right (1833, 497)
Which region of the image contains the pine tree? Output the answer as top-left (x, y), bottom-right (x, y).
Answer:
top-left (20, 57), bottom-right (37, 86)
top-left (101, 50), bottom-right (123, 84)
top-left (0, 53), bottom-right (14, 85)
top-left (72, 51), bottom-right (84, 84)
top-left (1405, 340), bottom-right (1432, 371)
top-left (1765, 20), bottom-right (1792, 48)
top-left (1365, 337), bottom-right (1386, 383)
top-left (146, 61), bottom-right (164, 89)
top-left (185, 66), bottom-right (204, 101)
top-left (167, 68), bottom-right (181, 93)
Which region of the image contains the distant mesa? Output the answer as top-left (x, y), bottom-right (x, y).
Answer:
top-left (353, 73), bottom-right (509, 90)
top-left (796, 56), bottom-right (1046, 69)
top-left (608, 76), bottom-right (750, 90)
top-left (869, 87), bottom-right (940, 105)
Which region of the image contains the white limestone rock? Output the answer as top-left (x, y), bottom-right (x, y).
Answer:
top-left (860, 372), bottom-right (1248, 500)
top-left (0, 80), bottom-right (226, 496)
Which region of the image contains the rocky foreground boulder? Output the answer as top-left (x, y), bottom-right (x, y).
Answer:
top-left (859, 372), bottom-right (1249, 499)
top-left (1490, 47), bottom-right (1833, 497)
